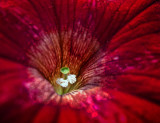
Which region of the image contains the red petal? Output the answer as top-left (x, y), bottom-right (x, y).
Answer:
top-left (0, 0), bottom-right (160, 123)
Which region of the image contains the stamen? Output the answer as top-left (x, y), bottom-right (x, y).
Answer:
top-left (56, 67), bottom-right (77, 88)
top-left (56, 78), bottom-right (68, 87)
top-left (67, 74), bottom-right (76, 84)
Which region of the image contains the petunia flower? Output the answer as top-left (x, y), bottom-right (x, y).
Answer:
top-left (0, 0), bottom-right (160, 122)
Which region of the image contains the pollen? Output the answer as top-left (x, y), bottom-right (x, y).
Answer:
top-left (67, 74), bottom-right (76, 84)
top-left (56, 78), bottom-right (69, 87)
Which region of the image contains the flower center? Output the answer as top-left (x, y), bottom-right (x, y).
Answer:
top-left (55, 67), bottom-right (77, 95)
top-left (27, 27), bottom-right (100, 97)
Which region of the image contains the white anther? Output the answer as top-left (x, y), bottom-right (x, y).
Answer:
top-left (56, 74), bottom-right (76, 87)
top-left (67, 74), bottom-right (76, 84)
top-left (56, 78), bottom-right (68, 87)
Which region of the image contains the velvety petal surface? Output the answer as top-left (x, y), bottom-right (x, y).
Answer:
top-left (0, 0), bottom-right (160, 123)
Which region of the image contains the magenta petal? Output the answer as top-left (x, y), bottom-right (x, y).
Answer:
top-left (0, 58), bottom-right (39, 122)
top-left (106, 1), bottom-right (160, 103)
top-left (0, 0), bottom-right (160, 123)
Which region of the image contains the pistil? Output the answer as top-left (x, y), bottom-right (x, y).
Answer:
top-left (56, 67), bottom-right (77, 90)
top-left (60, 67), bottom-right (70, 80)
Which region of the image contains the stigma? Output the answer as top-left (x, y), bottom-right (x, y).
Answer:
top-left (56, 67), bottom-right (76, 87)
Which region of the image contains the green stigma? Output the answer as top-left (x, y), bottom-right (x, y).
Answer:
top-left (60, 67), bottom-right (70, 74)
